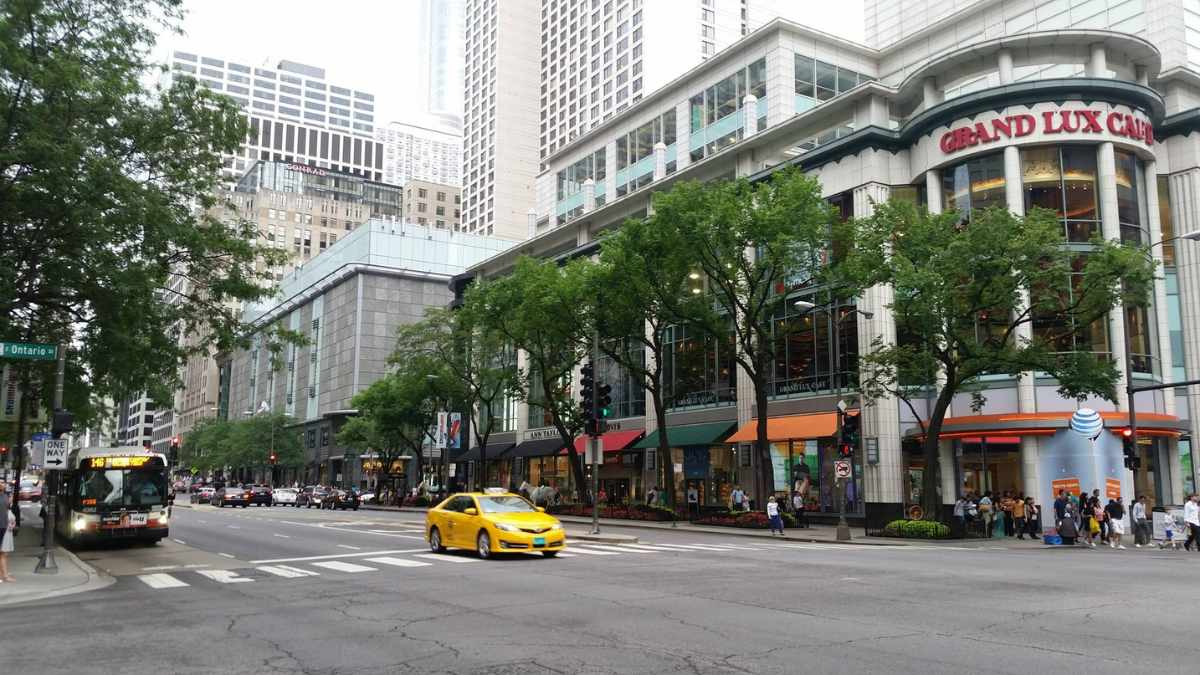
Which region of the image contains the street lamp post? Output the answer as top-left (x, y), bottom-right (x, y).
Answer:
top-left (794, 297), bottom-right (873, 542)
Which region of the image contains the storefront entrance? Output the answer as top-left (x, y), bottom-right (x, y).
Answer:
top-left (599, 478), bottom-right (630, 505)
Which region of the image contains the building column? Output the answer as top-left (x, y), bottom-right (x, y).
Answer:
top-left (922, 77), bottom-right (941, 110)
top-left (925, 169), bottom-right (943, 214)
top-left (742, 94), bottom-right (759, 138)
top-left (1170, 168), bottom-right (1200, 494)
top-left (1003, 144), bottom-right (1040, 500)
top-left (527, 208), bottom-right (537, 239)
top-left (583, 178), bottom-right (596, 213)
top-left (853, 183), bottom-right (903, 509)
top-left (1087, 43), bottom-right (1108, 78)
top-left (653, 142), bottom-right (667, 181)
top-left (1144, 159), bottom-right (1176, 418)
top-left (997, 48), bottom-right (1014, 85)
top-left (1097, 142), bottom-right (1130, 408)
top-left (605, 139), bottom-right (619, 198)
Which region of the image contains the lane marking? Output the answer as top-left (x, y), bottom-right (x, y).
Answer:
top-left (558, 546), bottom-right (619, 556)
top-left (172, 539), bottom-right (187, 545)
top-left (336, 544), bottom-right (362, 550)
top-left (642, 543), bottom-right (731, 552)
top-left (687, 543), bottom-right (766, 551)
top-left (257, 565), bottom-right (314, 578)
top-left (554, 552), bottom-right (577, 557)
top-left (365, 556), bottom-right (433, 568)
top-left (274, 564), bottom-right (320, 576)
top-left (227, 525), bottom-right (241, 529)
top-left (138, 573), bottom-right (189, 589)
top-left (142, 565), bottom-right (179, 571)
top-left (218, 553), bottom-right (236, 559)
top-left (312, 560), bottom-right (377, 573)
top-left (618, 544), bottom-right (679, 552)
top-left (273, 533), bottom-right (290, 538)
top-left (250, 548), bottom-right (428, 564)
top-left (412, 553), bottom-right (479, 563)
top-left (197, 570), bottom-right (253, 584)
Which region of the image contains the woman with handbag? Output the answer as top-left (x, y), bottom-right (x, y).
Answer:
top-left (1, 480), bottom-right (15, 583)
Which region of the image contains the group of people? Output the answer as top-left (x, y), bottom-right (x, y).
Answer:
top-left (953, 490), bottom-right (1041, 539)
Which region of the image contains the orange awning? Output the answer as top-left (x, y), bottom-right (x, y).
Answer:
top-left (725, 411), bottom-right (846, 443)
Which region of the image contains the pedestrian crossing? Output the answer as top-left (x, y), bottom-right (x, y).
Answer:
top-left (133, 539), bottom-right (972, 591)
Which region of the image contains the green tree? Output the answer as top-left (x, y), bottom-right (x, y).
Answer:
top-left (650, 170), bottom-right (838, 501)
top-left (833, 202), bottom-right (1156, 521)
top-left (393, 302), bottom-right (519, 492)
top-left (593, 216), bottom-right (695, 509)
top-left (233, 413), bottom-right (303, 477)
top-left (474, 257), bottom-right (593, 501)
top-left (0, 0), bottom-right (287, 406)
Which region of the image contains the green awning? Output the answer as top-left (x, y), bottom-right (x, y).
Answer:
top-left (630, 421), bottom-right (736, 449)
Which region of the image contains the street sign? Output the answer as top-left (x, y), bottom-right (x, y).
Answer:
top-left (0, 342), bottom-right (57, 361)
top-left (586, 437), bottom-right (604, 465)
top-left (834, 459), bottom-right (851, 479)
top-left (43, 438), bottom-right (69, 470)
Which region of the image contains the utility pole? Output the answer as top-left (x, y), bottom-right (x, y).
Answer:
top-left (35, 342), bottom-right (66, 574)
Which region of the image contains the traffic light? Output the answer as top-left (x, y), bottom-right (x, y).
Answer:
top-left (580, 361), bottom-right (596, 434)
top-left (597, 383), bottom-right (612, 419)
top-left (1122, 428), bottom-right (1141, 470)
top-left (840, 411), bottom-right (861, 458)
top-left (0, 445), bottom-right (7, 458)
top-left (169, 436), bottom-right (181, 464)
top-left (269, 452), bottom-right (277, 465)
top-left (51, 409), bottom-right (74, 438)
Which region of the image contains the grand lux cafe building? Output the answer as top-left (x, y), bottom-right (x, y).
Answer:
top-left (457, 10), bottom-right (1200, 529)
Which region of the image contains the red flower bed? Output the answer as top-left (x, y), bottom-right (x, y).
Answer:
top-left (695, 510), bottom-right (772, 528)
top-left (547, 504), bottom-right (676, 521)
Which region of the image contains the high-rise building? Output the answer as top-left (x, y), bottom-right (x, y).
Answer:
top-left (462, 0), bottom-right (542, 238)
top-left (376, 121), bottom-right (463, 187)
top-left (419, 0), bottom-right (467, 132)
top-left (863, 0), bottom-right (984, 48)
top-left (403, 179), bottom-right (463, 230)
top-left (166, 53), bottom-right (383, 184)
top-left (462, 0), bottom-right (807, 240)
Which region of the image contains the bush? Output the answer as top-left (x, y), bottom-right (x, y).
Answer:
top-left (546, 503), bottom-right (677, 521)
top-left (401, 495), bottom-right (431, 507)
top-left (694, 510), bottom-right (772, 529)
top-left (882, 519), bottom-right (952, 539)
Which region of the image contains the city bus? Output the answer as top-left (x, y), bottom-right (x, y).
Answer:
top-left (55, 447), bottom-right (171, 545)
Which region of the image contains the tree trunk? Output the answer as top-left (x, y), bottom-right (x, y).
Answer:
top-left (651, 389), bottom-right (675, 511)
top-left (754, 384), bottom-right (773, 509)
top-left (920, 390), bottom-right (955, 523)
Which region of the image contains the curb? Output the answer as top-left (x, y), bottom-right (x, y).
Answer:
top-left (567, 532), bottom-right (639, 544)
top-left (0, 541), bottom-right (114, 608)
top-left (551, 515), bottom-right (909, 546)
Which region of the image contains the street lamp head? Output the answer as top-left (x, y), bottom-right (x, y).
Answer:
top-left (1181, 230), bottom-right (1200, 242)
top-left (793, 300), bottom-right (816, 312)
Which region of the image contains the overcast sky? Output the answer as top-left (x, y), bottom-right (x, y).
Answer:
top-left (161, 0), bottom-right (866, 126)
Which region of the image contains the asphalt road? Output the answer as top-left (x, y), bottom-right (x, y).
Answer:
top-left (4, 502), bottom-right (1199, 674)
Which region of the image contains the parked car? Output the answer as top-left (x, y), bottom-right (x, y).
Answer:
top-left (213, 486), bottom-right (250, 508)
top-left (322, 489), bottom-right (360, 511)
top-left (273, 488), bottom-right (298, 506)
top-left (190, 486), bottom-right (216, 504)
top-left (296, 486), bottom-right (328, 508)
top-left (248, 484), bottom-right (274, 506)
top-left (359, 491), bottom-right (375, 504)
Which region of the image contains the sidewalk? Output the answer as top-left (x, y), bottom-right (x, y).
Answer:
top-left (0, 510), bottom-right (113, 607)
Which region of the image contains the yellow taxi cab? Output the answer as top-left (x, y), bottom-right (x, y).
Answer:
top-left (425, 488), bottom-right (566, 559)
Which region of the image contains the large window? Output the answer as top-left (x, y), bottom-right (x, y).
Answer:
top-left (942, 152), bottom-right (1006, 219)
top-left (1021, 146), bottom-right (1099, 242)
top-left (555, 146), bottom-right (607, 222)
top-left (770, 298), bottom-right (859, 398)
top-left (794, 54), bottom-right (872, 112)
top-left (662, 322), bottom-right (737, 409)
top-left (1032, 255), bottom-right (1111, 362)
top-left (688, 58), bottom-right (766, 162)
top-left (597, 342), bottom-right (646, 419)
top-left (614, 108), bottom-right (675, 197)
top-left (1115, 149), bottom-right (1145, 245)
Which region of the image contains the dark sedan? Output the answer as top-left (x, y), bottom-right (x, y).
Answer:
top-left (248, 484), bottom-right (274, 506)
top-left (296, 486), bottom-right (327, 509)
top-left (322, 489), bottom-right (360, 511)
top-left (213, 486), bottom-right (251, 508)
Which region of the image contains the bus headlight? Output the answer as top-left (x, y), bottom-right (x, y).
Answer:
top-left (73, 517), bottom-right (88, 532)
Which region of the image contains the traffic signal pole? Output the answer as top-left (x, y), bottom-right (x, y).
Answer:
top-left (590, 330), bottom-right (601, 535)
top-left (34, 342), bottom-right (66, 574)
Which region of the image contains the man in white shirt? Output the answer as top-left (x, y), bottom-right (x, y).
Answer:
top-left (1132, 496), bottom-right (1149, 548)
top-left (1184, 494), bottom-right (1200, 552)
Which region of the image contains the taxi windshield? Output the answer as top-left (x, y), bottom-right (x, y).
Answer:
top-left (478, 496), bottom-right (536, 513)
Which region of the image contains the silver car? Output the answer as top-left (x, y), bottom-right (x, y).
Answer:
top-left (273, 488), bottom-right (299, 506)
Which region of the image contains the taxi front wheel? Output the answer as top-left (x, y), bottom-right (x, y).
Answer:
top-left (429, 527), bottom-right (445, 553)
top-left (477, 531), bottom-right (492, 559)
top-left (542, 550), bottom-right (558, 558)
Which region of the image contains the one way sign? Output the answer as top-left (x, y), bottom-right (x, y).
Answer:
top-left (43, 438), bottom-right (70, 470)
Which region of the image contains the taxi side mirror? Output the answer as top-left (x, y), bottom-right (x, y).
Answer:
top-left (536, 507), bottom-right (545, 513)
top-left (463, 507), bottom-right (478, 516)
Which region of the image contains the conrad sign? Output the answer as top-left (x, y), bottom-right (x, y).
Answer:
top-left (939, 106), bottom-right (1154, 155)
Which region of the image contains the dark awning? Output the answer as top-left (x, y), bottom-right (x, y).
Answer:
top-left (506, 437), bottom-right (568, 458)
top-left (451, 442), bottom-right (514, 462)
top-left (631, 421), bottom-right (736, 449)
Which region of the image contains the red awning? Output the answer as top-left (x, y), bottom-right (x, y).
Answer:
top-left (571, 429), bottom-right (645, 454)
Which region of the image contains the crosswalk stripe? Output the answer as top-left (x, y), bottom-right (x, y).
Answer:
top-left (563, 545), bottom-right (621, 556)
top-left (275, 564), bottom-right (320, 576)
top-left (553, 552), bottom-right (577, 557)
top-left (257, 565), bottom-right (314, 578)
top-left (311, 561), bottom-right (377, 573)
top-left (138, 573), bottom-right (189, 589)
top-left (647, 543), bottom-right (738, 551)
top-left (688, 543), bottom-right (767, 551)
top-left (577, 544), bottom-right (656, 553)
top-left (412, 553), bottom-right (479, 563)
top-left (618, 544), bottom-right (678, 552)
top-left (365, 556), bottom-right (433, 568)
top-left (196, 570), bottom-right (253, 584)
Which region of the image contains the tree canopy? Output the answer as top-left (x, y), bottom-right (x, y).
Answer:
top-left (181, 413), bottom-right (302, 475)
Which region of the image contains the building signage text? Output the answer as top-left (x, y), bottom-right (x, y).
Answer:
top-left (288, 162), bottom-right (328, 177)
top-left (939, 108), bottom-right (1154, 155)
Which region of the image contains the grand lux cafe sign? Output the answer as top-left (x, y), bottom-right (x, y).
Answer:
top-left (939, 107), bottom-right (1154, 155)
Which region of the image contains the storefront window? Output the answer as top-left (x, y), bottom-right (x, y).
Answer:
top-left (662, 322), bottom-right (737, 410)
top-left (942, 152), bottom-right (1006, 219)
top-left (1125, 305), bottom-right (1154, 374)
top-left (770, 297), bottom-right (858, 398)
top-left (1159, 175), bottom-right (1175, 267)
top-left (525, 364), bottom-right (555, 429)
top-left (1021, 145), bottom-right (1100, 242)
top-left (597, 341), bottom-right (647, 419)
top-left (1032, 255), bottom-right (1111, 360)
top-left (1114, 149), bottom-right (1144, 245)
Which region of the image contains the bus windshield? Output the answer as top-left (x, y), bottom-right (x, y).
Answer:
top-left (78, 469), bottom-right (168, 508)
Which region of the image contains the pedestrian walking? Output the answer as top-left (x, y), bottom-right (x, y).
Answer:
top-left (1, 481), bottom-right (15, 583)
top-left (1184, 494), bottom-right (1200, 552)
top-left (687, 485), bottom-right (699, 519)
top-left (1025, 498), bottom-right (1041, 539)
top-left (646, 485), bottom-right (657, 506)
top-left (1057, 501), bottom-right (1079, 545)
top-left (731, 485), bottom-right (746, 511)
top-left (1013, 494), bottom-right (1027, 540)
top-left (978, 491), bottom-right (994, 538)
top-left (953, 495), bottom-right (969, 534)
top-left (1079, 494), bottom-right (1095, 547)
top-left (766, 496), bottom-right (785, 536)
top-left (1000, 491), bottom-right (1016, 537)
top-left (1160, 510), bottom-right (1182, 550)
top-left (792, 491), bottom-right (808, 529)
top-left (1105, 499), bottom-right (1127, 549)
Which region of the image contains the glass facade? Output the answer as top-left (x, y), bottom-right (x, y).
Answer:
top-left (1021, 146), bottom-right (1099, 242)
top-left (236, 160), bottom-right (402, 218)
top-left (1115, 149), bottom-right (1145, 245)
top-left (769, 297), bottom-right (859, 398)
top-left (556, 146), bottom-right (607, 222)
top-left (662, 322), bottom-right (737, 410)
top-left (596, 342), bottom-right (647, 420)
top-left (942, 151), bottom-right (1006, 218)
top-left (688, 58), bottom-right (766, 162)
top-left (615, 109), bottom-right (675, 197)
top-left (794, 54), bottom-right (872, 113)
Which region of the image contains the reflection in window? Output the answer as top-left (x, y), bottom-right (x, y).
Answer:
top-left (1115, 150), bottom-right (1144, 245)
top-left (1021, 145), bottom-right (1099, 242)
top-left (1159, 175), bottom-right (1175, 266)
top-left (770, 298), bottom-right (859, 398)
top-left (597, 341), bottom-right (647, 419)
top-left (688, 58), bottom-right (768, 162)
top-left (794, 54), bottom-right (872, 111)
top-left (1032, 255), bottom-right (1111, 362)
top-left (942, 152), bottom-right (1005, 219)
